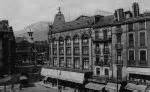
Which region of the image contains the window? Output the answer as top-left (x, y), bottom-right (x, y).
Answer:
top-left (82, 46), bottom-right (89, 55)
top-left (129, 50), bottom-right (134, 61)
top-left (66, 57), bottom-right (72, 68)
top-left (74, 57), bottom-right (80, 69)
top-left (95, 31), bottom-right (99, 39)
top-left (59, 37), bottom-right (64, 46)
top-left (139, 21), bottom-right (145, 30)
top-left (95, 57), bottom-right (100, 65)
top-left (104, 55), bottom-right (109, 65)
top-left (96, 68), bottom-right (100, 75)
top-left (53, 40), bottom-right (57, 46)
top-left (73, 35), bottom-right (79, 44)
top-left (74, 47), bottom-right (80, 55)
top-left (59, 58), bottom-right (64, 67)
top-left (128, 33), bottom-right (134, 47)
top-left (82, 38), bottom-right (89, 45)
top-left (53, 58), bottom-right (57, 67)
top-left (66, 37), bottom-right (71, 45)
top-left (128, 23), bottom-right (133, 31)
top-left (83, 58), bottom-right (89, 69)
top-left (139, 32), bottom-right (146, 47)
top-left (53, 48), bottom-right (57, 55)
top-left (59, 47), bottom-right (64, 55)
top-left (140, 50), bottom-right (146, 62)
top-left (105, 69), bottom-right (109, 76)
top-left (66, 47), bottom-right (71, 55)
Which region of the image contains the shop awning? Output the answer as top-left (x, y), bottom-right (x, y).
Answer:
top-left (125, 83), bottom-right (147, 91)
top-left (85, 83), bottom-right (105, 91)
top-left (127, 67), bottom-right (150, 76)
top-left (41, 68), bottom-right (85, 84)
top-left (105, 83), bottom-right (121, 91)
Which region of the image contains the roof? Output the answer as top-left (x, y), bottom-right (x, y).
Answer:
top-left (15, 36), bottom-right (33, 43)
top-left (52, 15), bottom-right (94, 33)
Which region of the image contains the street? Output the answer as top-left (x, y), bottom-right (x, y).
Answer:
top-left (20, 82), bottom-right (58, 92)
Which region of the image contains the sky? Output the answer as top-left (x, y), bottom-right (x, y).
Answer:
top-left (0, 0), bottom-right (149, 31)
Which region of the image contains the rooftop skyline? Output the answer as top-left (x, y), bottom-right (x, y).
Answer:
top-left (0, 0), bottom-right (149, 31)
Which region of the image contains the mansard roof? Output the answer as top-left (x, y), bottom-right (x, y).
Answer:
top-left (52, 15), bottom-right (94, 33)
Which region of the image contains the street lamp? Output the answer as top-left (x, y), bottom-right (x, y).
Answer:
top-left (115, 26), bottom-right (123, 92)
top-left (27, 27), bottom-right (37, 66)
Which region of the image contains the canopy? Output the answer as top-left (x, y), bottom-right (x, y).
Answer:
top-left (85, 83), bottom-right (105, 91)
top-left (127, 67), bottom-right (150, 76)
top-left (125, 83), bottom-right (147, 91)
top-left (105, 83), bottom-right (121, 91)
top-left (41, 68), bottom-right (85, 84)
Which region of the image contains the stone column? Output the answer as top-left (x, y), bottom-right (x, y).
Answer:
top-left (79, 39), bottom-right (83, 70)
top-left (57, 41), bottom-right (59, 67)
top-left (64, 40), bottom-right (66, 67)
top-left (71, 39), bottom-right (74, 68)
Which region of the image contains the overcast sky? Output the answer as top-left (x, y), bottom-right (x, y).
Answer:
top-left (0, 0), bottom-right (149, 31)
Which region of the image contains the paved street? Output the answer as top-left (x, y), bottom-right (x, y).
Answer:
top-left (20, 82), bottom-right (58, 92)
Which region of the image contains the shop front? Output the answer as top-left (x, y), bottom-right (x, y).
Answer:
top-left (41, 68), bottom-right (91, 92)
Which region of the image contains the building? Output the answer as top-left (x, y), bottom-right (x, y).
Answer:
top-left (0, 20), bottom-right (16, 76)
top-left (42, 8), bottom-right (95, 92)
top-left (41, 2), bottom-right (150, 92)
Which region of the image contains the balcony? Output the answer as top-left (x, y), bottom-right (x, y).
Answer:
top-left (139, 60), bottom-right (147, 66)
top-left (127, 60), bottom-right (136, 66)
top-left (93, 36), bottom-right (112, 43)
top-left (95, 60), bottom-right (110, 67)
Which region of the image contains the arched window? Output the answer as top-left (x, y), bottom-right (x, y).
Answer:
top-left (73, 35), bottom-right (79, 45)
top-left (59, 37), bottom-right (64, 46)
top-left (65, 36), bottom-right (71, 45)
top-left (82, 34), bottom-right (89, 45)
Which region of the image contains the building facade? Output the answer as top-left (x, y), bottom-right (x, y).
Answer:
top-left (41, 2), bottom-right (150, 92)
top-left (0, 20), bottom-right (16, 76)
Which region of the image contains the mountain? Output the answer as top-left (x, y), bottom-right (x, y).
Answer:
top-left (14, 21), bottom-right (50, 41)
top-left (14, 10), bottom-right (112, 41)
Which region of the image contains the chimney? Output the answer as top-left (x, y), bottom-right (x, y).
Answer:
top-left (132, 2), bottom-right (140, 17)
top-left (114, 8), bottom-right (125, 21)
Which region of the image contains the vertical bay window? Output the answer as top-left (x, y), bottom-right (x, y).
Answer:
top-left (139, 50), bottom-right (147, 65)
top-left (83, 58), bottom-right (89, 69)
top-left (139, 32), bottom-right (146, 47)
top-left (66, 57), bottom-right (72, 68)
top-left (74, 57), bottom-right (80, 69)
top-left (59, 57), bottom-right (64, 67)
top-left (128, 33), bottom-right (134, 47)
